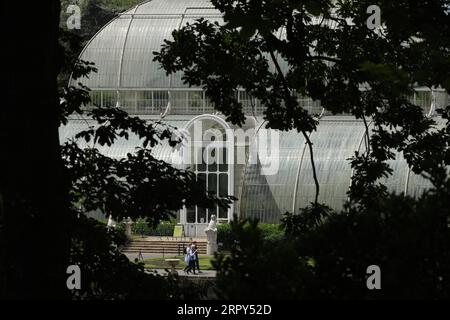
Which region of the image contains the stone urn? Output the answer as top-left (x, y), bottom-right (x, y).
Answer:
top-left (165, 258), bottom-right (180, 275)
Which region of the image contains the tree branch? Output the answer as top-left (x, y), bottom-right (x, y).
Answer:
top-left (268, 48), bottom-right (320, 206)
top-left (362, 113), bottom-right (371, 156)
top-left (306, 55), bottom-right (341, 63)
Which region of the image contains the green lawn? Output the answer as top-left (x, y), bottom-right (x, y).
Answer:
top-left (140, 255), bottom-right (216, 270)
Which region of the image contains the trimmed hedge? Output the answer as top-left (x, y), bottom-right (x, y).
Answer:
top-left (131, 218), bottom-right (177, 236)
top-left (217, 222), bottom-right (284, 251)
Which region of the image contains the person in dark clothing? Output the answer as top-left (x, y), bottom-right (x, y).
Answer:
top-left (192, 242), bottom-right (201, 273)
top-left (188, 244), bottom-right (197, 275)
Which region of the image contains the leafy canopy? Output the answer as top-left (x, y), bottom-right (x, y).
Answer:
top-left (155, 0), bottom-right (450, 299)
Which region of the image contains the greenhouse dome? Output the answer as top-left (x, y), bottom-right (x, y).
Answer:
top-left (61, 0), bottom-right (449, 236)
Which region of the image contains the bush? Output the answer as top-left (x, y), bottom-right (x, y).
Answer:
top-left (214, 219), bottom-right (310, 299)
top-left (132, 218), bottom-right (177, 237)
top-left (215, 187), bottom-right (450, 299)
top-left (217, 223), bottom-right (235, 251)
top-left (217, 221), bottom-right (284, 251)
top-left (258, 223), bottom-right (285, 242)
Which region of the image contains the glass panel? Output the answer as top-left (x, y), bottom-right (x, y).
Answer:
top-left (219, 206), bottom-right (227, 220)
top-left (119, 91), bottom-right (136, 113)
top-left (171, 91), bottom-right (188, 113)
top-left (154, 91), bottom-right (169, 111)
top-left (219, 148), bottom-right (228, 172)
top-left (408, 91), bottom-right (432, 114)
top-left (208, 174), bottom-right (218, 218)
top-left (198, 173), bottom-right (207, 190)
top-left (239, 90), bottom-right (254, 114)
top-left (240, 130), bottom-right (306, 222)
top-left (198, 207), bottom-right (207, 224)
top-left (197, 148), bottom-right (206, 172)
top-left (219, 174), bottom-right (228, 197)
top-left (89, 91), bottom-right (102, 107)
top-left (188, 91), bottom-right (204, 114)
top-left (435, 91), bottom-right (449, 112)
top-left (102, 91), bottom-right (117, 108)
top-left (254, 98), bottom-right (264, 115)
top-left (207, 148), bottom-right (218, 172)
top-left (241, 120), bottom-right (368, 222)
top-left (136, 91), bottom-right (153, 114)
top-left (218, 172), bottom-right (228, 224)
top-left (76, 6), bottom-right (224, 89)
top-left (120, 17), bottom-right (181, 88)
top-left (415, 91), bottom-right (432, 114)
top-left (208, 174), bottom-right (217, 195)
top-left (186, 206), bottom-right (196, 223)
top-left (295, 120), bottom-right (367, 211)
top-left (298, 97), bottom-right (322, 116)
top-left (78, 16), bottom-right (130, 88)
top-left (205, 96), bottom-right (215, 113)
top-left (197, 173), bottom-right (207, 223)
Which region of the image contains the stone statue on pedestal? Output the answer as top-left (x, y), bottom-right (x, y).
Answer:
top-left (124, 216), bottom-right (133, 239)
top-left (204, 215), bottom-right (218, 255)
top-left (107, 214), bottom-right (116, 230)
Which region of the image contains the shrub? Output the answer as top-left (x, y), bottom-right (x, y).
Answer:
top-left (132, 218), bottom-right (177, 237)
top-left (217, 223), bottom-right (235, 251)
top-left (217, 221), bottom-right (284, 251)
top-left (258, 223), bottom-right (285, 243)
top-left (215, 188), bottom-right (450, 299)
top-left (214, 219), bottom-right (310, 299)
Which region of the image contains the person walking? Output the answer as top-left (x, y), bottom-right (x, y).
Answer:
top-left (189, 244), bottom-right (197, 275)
top-left (192, 242), bottom-right (201, 273)
top-left (183, 242), bottom-right (193, 274)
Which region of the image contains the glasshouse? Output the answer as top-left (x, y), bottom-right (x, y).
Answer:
top-left (60, 0), bottom-right (449, 237)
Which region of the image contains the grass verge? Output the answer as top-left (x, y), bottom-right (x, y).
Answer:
top-left (141, 255), bottom-right (215, 270)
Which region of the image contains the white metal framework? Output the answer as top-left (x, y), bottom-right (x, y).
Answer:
top-left (64, 0), bottom-right (450, 234)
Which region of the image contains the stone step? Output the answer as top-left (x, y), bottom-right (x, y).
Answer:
top-left (122, 240), bottom-right (207, 254)
top-left (124, 247), bottom-right (206, 252)
top-left (125, 239), bottom-right (206, 244)
top-left (123, 249), bottom-right (207, 254)
top-left (125, 248), bottom-right (207, 251)
top-left (125, 245), bottom-right (206, 249)
top-left (123, 248), bottom-right (207, 254)
top-left (131, 239), bottom-right (206, 244)
top-left (125, 243), bottom-right (206, 247)
top-left (123, 246), bottom-right (202, 249)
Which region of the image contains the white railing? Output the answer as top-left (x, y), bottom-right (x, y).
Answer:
top-left (86, 88), bottom-right (448, 117)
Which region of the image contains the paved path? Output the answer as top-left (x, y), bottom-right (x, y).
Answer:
top-left (124, 252), bottom-right (217, 278)
top-left (124, 252), bottom-right (166, 260)
top-left (124, 252), bottom-right (208, 260)
top-left (145, 269), bottom-right (217, 278)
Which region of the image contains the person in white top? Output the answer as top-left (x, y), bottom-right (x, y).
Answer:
top-left (183, 242), bottom-right (194, 274)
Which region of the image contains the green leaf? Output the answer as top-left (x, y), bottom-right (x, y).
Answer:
top-left (304, 0), bottom-right (324, 16)
top-left (240, 25), bottom-right (257, 39)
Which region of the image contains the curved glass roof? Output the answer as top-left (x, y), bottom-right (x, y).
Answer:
top-left (77, 0), bottom-right (222, 89)
top-left (66, 1), bottom-right (445, 223)
top-left (75, 0), bottom-right (446, 118)
top-left (239, 116), bottom-right (446, 223)
top-left (59, 115), bottom-right (190, 162)
top-left (75, 0), bottom-right (330, 90)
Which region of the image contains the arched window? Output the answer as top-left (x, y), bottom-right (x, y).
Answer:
top-left (182, 115), bottom-right (234, 231)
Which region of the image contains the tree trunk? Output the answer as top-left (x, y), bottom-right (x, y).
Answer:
top-left (0, 1), bottom-right (70, 299)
